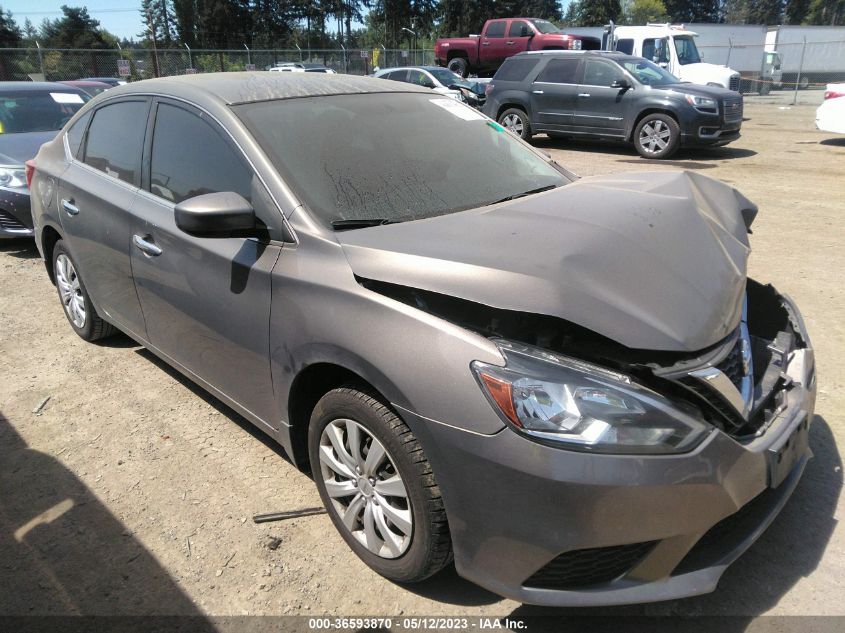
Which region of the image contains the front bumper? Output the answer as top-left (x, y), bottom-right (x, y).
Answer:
top-left (0, 189), bottom-right (34, 238)
top-left (397, 299), bottom-right (815, 607)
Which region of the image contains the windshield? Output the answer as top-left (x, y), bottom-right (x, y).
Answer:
top-left (0, 90), bottom-right (87, 134)
top-left (531, 20), bottom-right (559, 34)
top-left (428, 67), bottom-right (472, 89)
top-left (235, 93), bottom-right (568, 227)
top-left (674, 35), bottom-right (701, 65)
top-left (621, 59), bottom-right (680, 86)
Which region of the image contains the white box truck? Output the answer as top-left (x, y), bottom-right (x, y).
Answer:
top-left (767, 26), bottom-right (845, 89)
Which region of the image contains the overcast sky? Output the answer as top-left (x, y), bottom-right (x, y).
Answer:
top-left (5, 1), bottom-right (575, 42)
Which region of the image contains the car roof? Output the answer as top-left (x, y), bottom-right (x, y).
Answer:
top-left (0, 81), bottom-right (86, 93)
top-left (517, 50), bottom-right (633, 60)
top-left (378, 66), bottom-right (446, 73)
top-left (102, 72), bottom-right (431, 106)
top-left (61, 80), bottom-right (112, 87)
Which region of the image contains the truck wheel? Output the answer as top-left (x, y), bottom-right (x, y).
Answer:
top-left (498, 108), bottom-right (532, 141)
top-left (447, 57), bottom-right (468, 78)
top-left (633, 113), bottom-right (680, 160)
top-left (798, 76), bottom-right (809, 89)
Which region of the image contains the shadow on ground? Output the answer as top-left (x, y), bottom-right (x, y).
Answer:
top-left (0, 237), bottom-right (39, 259)
top-left (0, 413), bottom-right (216, 626)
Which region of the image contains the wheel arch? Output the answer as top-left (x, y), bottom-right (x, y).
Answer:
top-left (40, 223), bottom-right (63, 284)
top-left (286, 358), bottom-right (408, 472)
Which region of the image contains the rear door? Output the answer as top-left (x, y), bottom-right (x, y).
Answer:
top-left (129, 99), bottom-right (284, 428)
top-left (572, 58), bottom-right (630, 136)
top-left (479, 20), bottom-right (508, 68)
top-left (530, 57), bottom-right (582, 131)
top-left (57, 98), bottom-right (150, 336)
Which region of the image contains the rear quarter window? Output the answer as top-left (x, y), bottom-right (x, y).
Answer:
top-left (493, 58), bottom-right (540, 82)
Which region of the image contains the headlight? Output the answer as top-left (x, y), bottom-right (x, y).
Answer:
top-left (570, 39), bottom-right (582, 51)
top-left (685, 94), bottom-right (718, 112)
top-left (472, 340), bottom-right (711, 454)
top-left (0, 165), bottom-right (27, 189)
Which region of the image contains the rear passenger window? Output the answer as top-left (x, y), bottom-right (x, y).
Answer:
top-left (149, 103), bottom-right (252, 205)
top-left (494, 58), bottom-right (540, 82)
top-left (65, 110), bottom-right (92, 159)
top-left (83, 101), bottom-right (148, 185)
top-left (387, 70), bottom-right (407, 82)
top-left (616, 39), bottom-right (634, 55)
top-left (582, 59), bottom-right (625, 86)
top-left (486, 21), bottom-right (506, 38)
top-left (536, 58), bottom-right (580, 84)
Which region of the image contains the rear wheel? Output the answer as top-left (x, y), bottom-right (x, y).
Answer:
top-left (498, 108), bottom-right (532, 141)
top-left (633, 113), bottom-right (680, 159)
top-left (447, 57), bottom-right (468, 78)
top-left (309, 388), bottom-right (452, 583)
top-left (52, 239), bottom-right (116, 341)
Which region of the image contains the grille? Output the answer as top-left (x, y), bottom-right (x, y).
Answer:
top-left (0, 209), bottom-right (28, 231)
top-left (523, 541), bottom-right (659, 590)
top-left (717, 340), bottom-right (745, 391)
top-left (723, 96), bottom-right (743, 122)
top-left (729, 75), bottom-right (741, 92)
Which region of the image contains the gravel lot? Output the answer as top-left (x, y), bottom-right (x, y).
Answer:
top-left (1, 93), bottom-right (843, 620)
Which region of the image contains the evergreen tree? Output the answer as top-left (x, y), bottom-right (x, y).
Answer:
top-left (663, 1), bottom-right (721, 22)
top-left (577, 0), bottom-right (623, 25)
top-left (622, 0), bottom-right (669, 24)
top-left (140, 0), bottom-right (176, 46)
top-left (0, 6), bottom-right (21, 47)
top-left (40, 6), bottom-right (116, 49)
top-left (805, 0), bottom-right (845, 23)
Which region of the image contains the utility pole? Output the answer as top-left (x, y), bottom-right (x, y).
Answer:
top-left (147, 9), bottom-right (160, 78)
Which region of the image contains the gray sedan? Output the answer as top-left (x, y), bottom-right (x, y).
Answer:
top-left (28, 73), bottom-right (815, 606)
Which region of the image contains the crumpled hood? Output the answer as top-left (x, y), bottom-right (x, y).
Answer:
top-left (338, 170), bottom-right (757, 352)
top-left (0, 131), bottom-right (58, 165)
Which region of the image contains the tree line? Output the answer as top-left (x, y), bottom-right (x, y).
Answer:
top-left (0, 1), bottom-right (842, 51)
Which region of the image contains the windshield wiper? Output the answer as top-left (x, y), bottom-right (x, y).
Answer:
top-left (486, 184), bottom-right (559, 206)
top-left (331, 218), bottom-right (397, 231)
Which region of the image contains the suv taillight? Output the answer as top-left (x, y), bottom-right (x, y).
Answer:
top-left (25, 159), bottom-right (35, 189)
top-left (824, 89), bottom-right (845, 100)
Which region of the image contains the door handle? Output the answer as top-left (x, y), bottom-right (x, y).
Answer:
top-left (578, 93), bottom-right (591, 98)
top-left (532, 90), bottom-right (544, 94)
top-left (133, 234), bottom-right (162, 257)
top-left (481, 42), bottom-right (490, 46)
top-left (61, 198), bottom-right (79, 216)
top-left (506, 41), bottom-right (515, 45)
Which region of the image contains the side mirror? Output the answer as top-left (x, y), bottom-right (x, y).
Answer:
top-left (175, 191), bottom-right (256, 236)
top-left (611, 78), bottom-right (631, 89)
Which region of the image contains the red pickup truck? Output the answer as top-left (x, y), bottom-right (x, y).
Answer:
top-left (435, 17), bottom-right (601, 77)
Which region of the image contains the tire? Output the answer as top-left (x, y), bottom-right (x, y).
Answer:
top-left (799, 76), bottom-right (809, 90)
top-left (498, 107), bottom-right (532, 141)
top-left (308, 387), bottom-right (452, 583)
top-left (447, 57), bottom-right (468, 78)
top-left (633, 113), bottom-right (680, 159)
top-left (52, 239), bottom-right (117, 342)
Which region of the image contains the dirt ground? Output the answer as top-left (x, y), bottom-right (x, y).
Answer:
top-left (1, 93), bottom-right (844, 620)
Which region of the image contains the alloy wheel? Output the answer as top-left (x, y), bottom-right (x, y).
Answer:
top-left (501, 113), bottom-right (524, 135)
top-left (55, 254), bottom-right (86, 329)
top-left (319, 418), bottom-right (412, 558)
top-left (639, 120), bottom-right (672, 154)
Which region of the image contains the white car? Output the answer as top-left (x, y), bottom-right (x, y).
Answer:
top-left (268, 63), bottom-right (336, 74)
top-left (816, 83), bottom-right (845, 135)
top-left (373, 66), bottom-right (485, 107)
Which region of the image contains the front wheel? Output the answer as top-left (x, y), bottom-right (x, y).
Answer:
top-left (309, 388), bottom-right (452, 583)
top-left (498, 108), bottom-right (532, 141)
top-left (633, 113), bottom-right (680, 159)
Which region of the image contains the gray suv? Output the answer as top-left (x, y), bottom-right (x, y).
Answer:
top-left (29, 73), bottom-right (814, 606)
top-left (483, 51), bottom-right (743, 158)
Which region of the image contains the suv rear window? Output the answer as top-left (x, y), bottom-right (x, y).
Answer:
top-left (536, 58), bottom-right (580, 84)
top-left (494, 58), bottom-right (540, 82)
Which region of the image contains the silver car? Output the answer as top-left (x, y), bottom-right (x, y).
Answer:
top-left (28, 73), bottom-right (816, 606)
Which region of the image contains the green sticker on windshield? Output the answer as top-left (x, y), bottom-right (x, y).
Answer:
top-left (487, 121), bottom-right (505, 132)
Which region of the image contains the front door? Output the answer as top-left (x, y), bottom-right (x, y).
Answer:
top-left (506, 20), bottom-right (534, 56)
top-left (58, 98), bottom-right (150, 336)
top-left (129, 99), bottom-right (283, 428)
top-left (572, 58), bottom-right (630, 137)
top-left (529, 57), bottom-right (582, 131)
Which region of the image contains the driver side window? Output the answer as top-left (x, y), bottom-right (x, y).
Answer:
top-left (408, 70), bottom-right (435, 89)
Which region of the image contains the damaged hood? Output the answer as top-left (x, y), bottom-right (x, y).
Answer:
top-left (337, 170), bottom-right (757, 352)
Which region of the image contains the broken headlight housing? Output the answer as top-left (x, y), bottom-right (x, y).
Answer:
top-left (472, 340), bottom-right (711, 454)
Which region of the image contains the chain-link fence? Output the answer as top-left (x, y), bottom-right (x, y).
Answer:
top-left (0, 47), bottom-right (437, 83)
